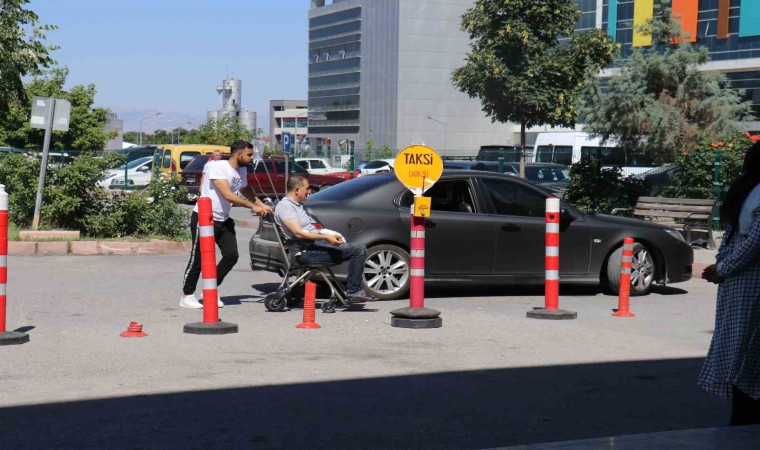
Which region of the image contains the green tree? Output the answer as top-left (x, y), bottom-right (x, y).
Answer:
top-left (183, 115), bottom-right (260, 145)
top-left (0, 0), bottom-right (57, 114)
top-left (0, 68), bottom-right (116, 149)
top-left (452, 0), bottom-right (616, 176)
top-left (581, 0), bottom-right (753, 162)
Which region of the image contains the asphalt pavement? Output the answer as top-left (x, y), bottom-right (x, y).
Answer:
top-left (0, 223), bottom-right (734, 449)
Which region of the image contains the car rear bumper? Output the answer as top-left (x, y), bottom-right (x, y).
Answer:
top-left (661, 241), bottom-right (694, 284)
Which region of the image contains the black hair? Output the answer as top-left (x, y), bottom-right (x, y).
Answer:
top-left (230, 140), bottom-right (253, 153)
top-left (721, 141), bottom-right (760, 232)
top-left (288, 175), bottom-right (308, 192)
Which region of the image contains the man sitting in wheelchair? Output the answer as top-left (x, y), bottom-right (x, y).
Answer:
top-left (274, 175), bottom-right (377, 302)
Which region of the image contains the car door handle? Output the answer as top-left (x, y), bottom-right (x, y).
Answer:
top-left (500, 223), bottom-right (521, 232)
top-left (424, 221), bottom-right (437, 228)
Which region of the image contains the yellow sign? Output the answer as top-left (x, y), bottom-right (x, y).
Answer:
top-left (394, 144), bottom-right (443, 194)
top-left (413, 196), bottom-right (431, 218)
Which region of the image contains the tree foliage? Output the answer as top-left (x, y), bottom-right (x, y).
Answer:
top-left (181, 115), bottom-right (261, 145)
top-left (452, 0), bottom-right (617, 167)
top-left (0, 0), bottom-right (57, 114)
top-left (581, 0), bottom-right (754, 162)
top-left (564, 157), bottom-right (646, 214)
top-left (0, 68), bottom-right (116, 150)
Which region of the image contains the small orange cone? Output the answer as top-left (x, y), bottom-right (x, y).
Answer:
top-left (120, 321), bottom-right (148, 337)
top-left (296, 282), bottom-right (321, 329)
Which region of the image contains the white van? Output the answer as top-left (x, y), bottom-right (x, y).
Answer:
top-left (532, 132), bottom-right (655, 176)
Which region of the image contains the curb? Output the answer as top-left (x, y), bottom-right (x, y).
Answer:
top-left (7, 240), bottom-right (189, 256)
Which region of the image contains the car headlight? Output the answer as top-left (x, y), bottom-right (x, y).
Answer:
top-left (664, 228), bottom-right (686, 243)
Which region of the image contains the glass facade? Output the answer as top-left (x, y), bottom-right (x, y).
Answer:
top-left (307, 6), bottom-right (361, 140)
top-left (588, 0), bottom-right (760, 113)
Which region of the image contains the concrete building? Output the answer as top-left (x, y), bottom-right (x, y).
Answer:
top-left (269, 100), bottom-right (309, 151)
top-left (208, 77), bottom-right (258, 133)
top-left (307, 1), bottom-right (760, 157)
top-left (308, 0), bottom-right (514, 156)
top-left (104, 113), bottom-right (124, 151)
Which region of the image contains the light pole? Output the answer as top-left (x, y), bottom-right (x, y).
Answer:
top-left (138, 112), bottom-right (162, 146)
top-left (177, 121), bottom-right (193, 144)
top-left (293, 110), bottom-right (309, 157)
top-left (426, 115), bottom-right (447, 152)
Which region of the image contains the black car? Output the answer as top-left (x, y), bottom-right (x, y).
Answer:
top-left (250, 171), bottom-right (693, 300)
top-left (443, 160), bottom-right (518, 175)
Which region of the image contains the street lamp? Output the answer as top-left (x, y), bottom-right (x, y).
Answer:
top-left (426, 115), bottom-right (447, 152)
top-left (177, 121), bottom-right (193, 144)
top-left (293, 110), bottom-right (309, 157)
top-left (138, 112), bottom-right (162, 146)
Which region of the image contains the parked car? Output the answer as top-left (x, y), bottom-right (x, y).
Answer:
top-left (476, 145), bottom-right (522, 162)
top-left (295, 157), bottom-right (351, 179)
top-left (179, 155), bottom-right (346, 202)
top-left (504, 162), bottom-right (571, 196)
top-left (358, 158), bottom-right (395, 176)
top-left (152, 144), bottom-right (229, 178)
top-left (250, 171), bottom-right (693, 300)
top-left (635, 164), bottom-right (683, 196)
top-left (443, 160), bottom-right (518, 175)
top-left (100, 156), bottom-right (154, 190)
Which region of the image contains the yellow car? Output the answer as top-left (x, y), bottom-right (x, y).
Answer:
top-left (152, 144), bottom-right (229, 178)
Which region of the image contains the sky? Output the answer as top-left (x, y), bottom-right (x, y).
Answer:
top-left (29, 0), bottom-right (310, 134)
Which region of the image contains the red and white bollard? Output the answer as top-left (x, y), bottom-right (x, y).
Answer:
top-left (390, 197), bottom-right (442, 328)
top-left (0, 184), bottom-right (30, 345)
top-left (527, 197), bottom-right (577, 320)
top-left (183, 197), bottom-right (238, 335)
top-left (613, 238), bottom-right (635, 317)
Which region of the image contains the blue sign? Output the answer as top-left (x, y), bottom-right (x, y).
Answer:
top-left (283, 132), bottom-right (292, 153)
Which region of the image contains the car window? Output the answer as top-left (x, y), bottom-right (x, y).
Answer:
top-left (364, 160), bottom-right (389, 169)
top-left (274, 161), bottom-right (308, 174)
top-left (310, 160), bottom-right (326, 169)
top-left (481, 178), bottom-right (546, 217)
top-left (162, 151), bottom-right (172, 169)
top-left (180, 152), bottom-right (201, 169)
top-left (254, 161), bottom-right (271, 174)
top-left (400, 179), bottom-right (476, 214)
top-left (153, 151), bottom-right (163, 170)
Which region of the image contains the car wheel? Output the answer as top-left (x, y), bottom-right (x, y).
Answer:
top-left (362, 244), bottom-right (410, 300)
top-left (606, 242), bottom-right (656, 296)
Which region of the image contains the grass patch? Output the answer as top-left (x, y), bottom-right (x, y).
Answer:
top-left (8, 222), bottom-right (20, 241)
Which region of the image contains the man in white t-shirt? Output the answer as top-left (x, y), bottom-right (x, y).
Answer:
top-left (180, 140), bottom-right (273, 309)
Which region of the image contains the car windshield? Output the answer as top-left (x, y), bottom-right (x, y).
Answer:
top-left (364, 160), bottom-right (389, 169)
top-left (114, 156), bottom-right (152, 170)
top-left (185, 155), bottom-right (213, 171)
top-left (524, 167), bottom-right (569, 182)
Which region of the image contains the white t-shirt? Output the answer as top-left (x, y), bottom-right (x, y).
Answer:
top-left (193, 160), bottom-right (248, 221)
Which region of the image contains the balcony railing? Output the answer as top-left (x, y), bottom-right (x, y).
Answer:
top-left (308, 119), bottom-right (360, 127)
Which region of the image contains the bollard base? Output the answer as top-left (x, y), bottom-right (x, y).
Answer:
top-left (296, 322), bottom-right (321, 329)
top-left (183, 321), bottom-right (238, 335)
top-left (613, 310), bottom-right (635, 317)
top-left (526, 308), bottom-right (577, 320)
top-left (0, 331), bottom-right (30, 346)
top-left (391, 316), bottom-right (442, 329)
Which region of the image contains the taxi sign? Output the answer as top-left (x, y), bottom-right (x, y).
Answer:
top-left (394, 144), bottom-right (443, 195)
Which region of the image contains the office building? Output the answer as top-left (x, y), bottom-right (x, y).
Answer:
top-left (270, 100), bottom-right (309, 150)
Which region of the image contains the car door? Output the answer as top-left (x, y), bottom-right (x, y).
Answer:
top-left (398, 178), bottom-right (495, 277)
top-left (479, 177), bottom-right (591, 279)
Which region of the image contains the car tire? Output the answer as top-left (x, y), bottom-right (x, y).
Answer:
top-left (362, 244), bottom-right (411, 300)
top-left (606, 242), bottom-right (656, 296)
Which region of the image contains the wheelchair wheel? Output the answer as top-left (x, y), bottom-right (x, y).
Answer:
top-left (264, 291), bottom-right (287, 312)
top-left (321, 302), bottom-right (336, 314)
top-left (286, 284), bottom-right (305, 308)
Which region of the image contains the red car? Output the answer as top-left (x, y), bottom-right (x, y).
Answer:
top-left (179, 154), bottom-right (346, 202)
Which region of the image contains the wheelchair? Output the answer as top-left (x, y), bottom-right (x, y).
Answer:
top-left (262, 214), bottom-right (354, 314)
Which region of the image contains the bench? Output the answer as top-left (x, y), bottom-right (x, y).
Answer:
top-left (612, 196), bottom-right (718, 249)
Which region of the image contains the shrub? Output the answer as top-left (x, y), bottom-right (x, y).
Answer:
top-left (0, 152), bottom-right (188, 239)
top-left (665, 133), bottom-right (751, 199)
top-left (564, 156), bottom-right (647, 214)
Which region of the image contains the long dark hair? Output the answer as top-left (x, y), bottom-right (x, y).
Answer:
top-left (721, 142), bottom-right (760, 232)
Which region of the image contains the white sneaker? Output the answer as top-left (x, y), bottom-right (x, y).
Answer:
top-left (179, 294), bottom-right (203, 309)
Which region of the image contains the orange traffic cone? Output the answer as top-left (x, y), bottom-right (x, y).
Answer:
top-left (296, 282), bottom-right (321, 329)
top-left (120, 321), bottom-right (148, 337)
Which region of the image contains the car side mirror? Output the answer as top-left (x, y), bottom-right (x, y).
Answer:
top-left (560, 207), bottom-right (575, 224)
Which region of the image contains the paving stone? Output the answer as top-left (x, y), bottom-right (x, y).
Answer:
top-left (8, 241), bottom-right (36, 256)
top-left (36, 241), bottom-right (68, 255)
top-left (70, 241), bottom-right (99, 255)
top-left (19, 230), bottom-right (80, 241)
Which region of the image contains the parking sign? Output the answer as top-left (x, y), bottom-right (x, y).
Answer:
top-left (283, 132), bottom-right (291, 153)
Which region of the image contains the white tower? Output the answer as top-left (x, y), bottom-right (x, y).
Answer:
top-left (207, 77), bottom-right (257, 132)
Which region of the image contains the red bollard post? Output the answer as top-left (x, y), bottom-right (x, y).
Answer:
top-left (184, 197), bottom-right (238, 335)
top-left (613, 238), bottom-right (636, 317)
top-left (296, 282), bottom-right (321, 329)
top-left (0, 184), bottom-right (29, 345)
top-left (527, 197), bottom-right (577, 320)
top-left (390, 198), bottom-right (442, 328)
